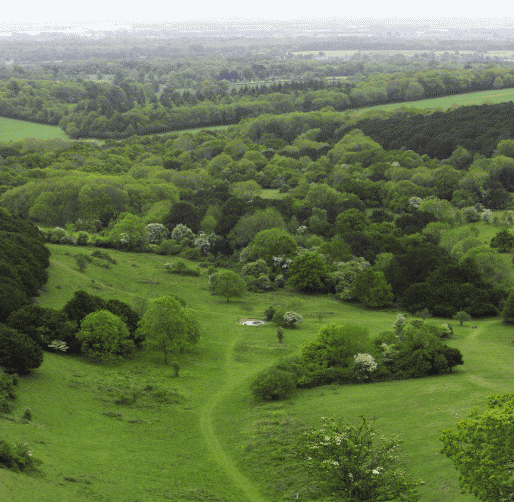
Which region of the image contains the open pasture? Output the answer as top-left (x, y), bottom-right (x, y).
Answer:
top-left (1, 243), bottom-right (513, 501)
top-left (0, 117), bottom-right (69, 142)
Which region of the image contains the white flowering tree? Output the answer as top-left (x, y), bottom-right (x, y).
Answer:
top-left (353, 353), bottom-right (378, 381)
top-left (296, 415), bottom-right (421, 502)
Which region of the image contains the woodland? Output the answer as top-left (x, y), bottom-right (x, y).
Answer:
top-left (2, 30), bottom-right (514, 502)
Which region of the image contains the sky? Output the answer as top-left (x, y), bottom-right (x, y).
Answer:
top-left (2, 2), bottom-right (514, 31)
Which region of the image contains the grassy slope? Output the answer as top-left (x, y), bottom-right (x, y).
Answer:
top-left (2, 224), bottom-right (514, 501)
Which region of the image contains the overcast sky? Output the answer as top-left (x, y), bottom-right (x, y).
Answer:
top-left (2, 2), bottom-right (514, 31)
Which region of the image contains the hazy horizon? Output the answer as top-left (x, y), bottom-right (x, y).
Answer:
top-left (3, 6), bottom-right (514, 33)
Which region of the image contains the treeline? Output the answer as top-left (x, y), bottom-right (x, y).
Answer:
top-left (343, 101), bottom-right (514, 159)
top-left (0, 208), bottom-right (50, 322)
top-left (2, 65), bottom-right (514, 138)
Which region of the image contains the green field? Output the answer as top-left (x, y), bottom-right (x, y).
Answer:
top-left (358, 87), bottom-right (514, 115)
top-left (0, 117), bottom-right (69, 142)
top-left (1, 241), bottom-right (512, 501)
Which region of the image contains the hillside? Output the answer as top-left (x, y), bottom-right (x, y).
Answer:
top-left (1, 244), bottom-right (511, 501)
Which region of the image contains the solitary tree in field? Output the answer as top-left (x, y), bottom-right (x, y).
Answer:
top-left (453, 310), bottom-right (472, 326)
top-left (137, 296), bottom-right (199, 364)
top-left (211, 270), bottom-right (247, 302)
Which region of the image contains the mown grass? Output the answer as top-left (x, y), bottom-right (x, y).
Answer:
top-left (2, 242), bottom-right (514, 501)
top-left (0, 117), bottom-right (69, 141)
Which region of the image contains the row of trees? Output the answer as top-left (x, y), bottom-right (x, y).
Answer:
top-left (2, 64), bottom-right (514, 138)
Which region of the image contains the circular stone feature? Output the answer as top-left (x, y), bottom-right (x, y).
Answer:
top-left (242, 320), bottom-right (266, 326)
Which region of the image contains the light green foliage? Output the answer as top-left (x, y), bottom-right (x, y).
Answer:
top-left (440, 393), bottom-right (514, 502)
top-left (109, 213), bottom-right (148, 251)
top-left (329, 129), bottom-right (383, 166)
top-left (246, 228), bottom-right (297, 266)
top-left (453, 310), bottom-right (472, 326)
top-left (171, 223), bottom-right (194, 242)
top-left (459, 245), bottom-right (513, 289)
top-left (210, 270), bottom-right (247, 302)
top-left (137, 296), bottom-right (199, 364)
top-left (250, 367), bottom-right (296, 401)
top-left (330, 257), bottom-right (371, 301)
top-left (494, 139), bottom-right (514, 158)
top-left (231, 180), bottom-right (262, 200)
top-left (418, 197), bottom-right (458, 224)
top-left (228, 207), bottom-right (286, 248)
top-left (297, 415), bottom-right (421, 501)
top-left (77, 310), bottom-right (133, 362)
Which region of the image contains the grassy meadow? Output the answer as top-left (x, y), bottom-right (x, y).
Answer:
top-left (1, 240), bottom-right (513, 501)
top-left (358, 87), bottom-right (514, 115)
top-left (0, 117), bottom-right (69, 142)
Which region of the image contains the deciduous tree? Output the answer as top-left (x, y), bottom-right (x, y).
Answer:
top-left (297, 415), bottom-right (421, 501)
top-left (440, 393), bottom-right (514, 502)
top-left (137, 296), bottom-right (199, 364)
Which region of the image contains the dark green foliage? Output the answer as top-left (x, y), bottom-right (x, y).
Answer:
top-left (389, 324), bottom-right (464, 378)
top-left (490, 228), bottom-right (514, 252)
top-left (0, 438), bottom-right (41, 474)
top-left (90, 250), bottom-right (117, 264)
top-left (350, 269), bottom-right (394, 308)
top-left (344, 102), bottom-right (514, 159)
top-left (300, 324), bottom-right (371, 387)
top-left (501, 290), bottom-right (514, 324)
top-left (250, 367), bottom-right (296, 401)
top-left (264, 305), bottom-right (276, 321)
top-left (0, 324), bottom-right (43, 374)
top-left (6, 304), bottom-right (75, 348)
top-left (287, 252), bottom-right (328, 293)
top-left (401, 262), bottom-right (503, 317)
top-left (0, 210), bottom-right (50, 322)
top-left (61, 290), bottom-right (142, 351)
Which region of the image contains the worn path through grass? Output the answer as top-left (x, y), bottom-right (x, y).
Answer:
top-left (199, 312), bottom-right (267, 502)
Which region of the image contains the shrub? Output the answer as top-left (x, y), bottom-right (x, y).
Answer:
top-left (272, 309), bottom-right (302, 328)
top-left (0, 324), bottom-right (43, 374)
top-left (264, 305), bottom-right (276, 321)
top-left (165, 260), bottom-right (201, 276)
top-left (76, 232), bottom-right (89, 246)
top-left (352, 353), bottom-right (378, 382)
top-left (155, 239), bottom-right (182, 255)
top-left (0, 439), bottom-right (41, 473)
top-left (250, 367), bottom-right (296, 401)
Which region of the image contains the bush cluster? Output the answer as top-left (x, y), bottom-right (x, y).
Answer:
top-left (165, 260), bottom-right (201, 276)
top-left (0, 438), bottom-right (41, 474)
top-left (250, 319), bottom-right (463, 400)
